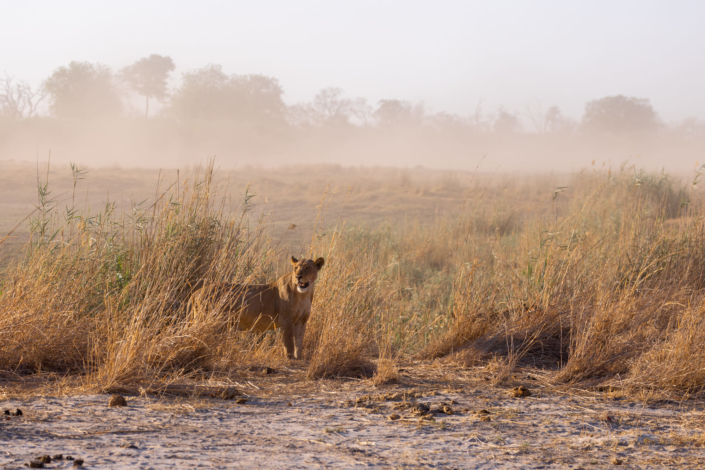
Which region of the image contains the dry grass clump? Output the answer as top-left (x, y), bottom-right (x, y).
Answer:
top-left (3, 163), bottom-right (705, 397)
top-left (0, 162), bottom-right (278, 388)
top-left (304, 235), bottom-right (379, 379)
top-left (421, 169), bottom-right (705, 394)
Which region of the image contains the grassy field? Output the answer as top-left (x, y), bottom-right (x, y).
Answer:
top-left (1, 159), bottom-right (704, 400)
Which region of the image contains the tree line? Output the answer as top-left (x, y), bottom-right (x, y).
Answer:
top-left (1, 54), bottom-right (701, 137)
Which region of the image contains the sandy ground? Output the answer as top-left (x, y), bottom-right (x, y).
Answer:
top-left (2, 370), bottom-right (705, 470)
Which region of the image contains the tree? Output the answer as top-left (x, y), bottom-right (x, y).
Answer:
top-left (311, 87), bottom-right (353, 125)
top-left (121, 54), bottom-right (175, 117)
top-left (44, 62), bottom-right (122, 118)
top-left (525, 103), bottom-right (575, 134)
top-left (493, 107), bottom-right (521, 133)
top-left (0, 74), bottom-right (46, 119)
top-left (373, 99), bottom-right (423, 126)
top-left (582, 95), bottom-right (658, 135)
top-left (167, 64), bottom-right (285, 122)
top-left (232, 74), bottom-right (285, 120)
top-left (290, 88), bottom-right (371, 127)
top-left (671, 117), bottom-right (705, 138)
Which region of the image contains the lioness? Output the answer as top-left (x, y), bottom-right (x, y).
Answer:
top-left (189, 256), bottom-right (325, 359)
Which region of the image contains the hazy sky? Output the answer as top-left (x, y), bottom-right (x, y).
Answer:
top-left (2, 0), bottom-right (704, 122)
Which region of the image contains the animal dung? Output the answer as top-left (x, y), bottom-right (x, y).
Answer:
top-left (108, 394), bottom-right (128, 407)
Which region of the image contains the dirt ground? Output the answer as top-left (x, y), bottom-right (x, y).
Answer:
top-left (2, 364), bottom-right (705, 469)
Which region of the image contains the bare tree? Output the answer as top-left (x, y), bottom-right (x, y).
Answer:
top-left (121, 54), bottom-right (175, 117)
top-left (525, 103), bottom-right (574, 134)
top-left (349, 97), bottom-right (373, 126)
top-left (290, 88), bottom-right (371, 127)
top-left (0, 74), bottom-right (46, 119)
top-left (312, 87), bottom-right (353, 124)
top-left (525, 102), bottom-right (550, 134)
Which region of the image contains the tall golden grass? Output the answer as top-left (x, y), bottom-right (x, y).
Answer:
top-left (1, 162), bottom-right (705, 396)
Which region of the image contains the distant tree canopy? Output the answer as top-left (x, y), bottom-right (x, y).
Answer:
top-left (582, 95), bottom-right (659, 135)
top-left (374, 99), bottom-right (420, 126)
top-left (44, 62), bottom-right (122, 119)
top-left (493, 108), bottom-right (521, 133)
top-left (121, 54), bottom-right (175, 117)
top-left (167, 64), bottom-right (285, 122)
top-left (5, 56), bottom-right (683, 144)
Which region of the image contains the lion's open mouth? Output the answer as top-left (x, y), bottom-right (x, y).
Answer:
top-left (297, 281), bottom-right (310, 289)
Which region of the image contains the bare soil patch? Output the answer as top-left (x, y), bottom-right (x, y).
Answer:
top-left (2, 363), bottom-right (705, 469)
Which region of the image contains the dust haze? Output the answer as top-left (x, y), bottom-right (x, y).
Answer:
top-left (1, 65), bottom-right (703, 172)
top-left (1, 1), bottom-right (704, 173)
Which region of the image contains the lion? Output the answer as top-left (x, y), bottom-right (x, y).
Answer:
top-left (189, 256), bottom-right (325, 360)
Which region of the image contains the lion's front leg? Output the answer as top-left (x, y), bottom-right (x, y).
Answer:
top-left (293, 322), bottom-right (306, 360)
top-left (282, 323), bottom-right (296, 359)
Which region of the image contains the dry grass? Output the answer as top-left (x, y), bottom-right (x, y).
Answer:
top-left (2, 161), bottom-right (705, 398)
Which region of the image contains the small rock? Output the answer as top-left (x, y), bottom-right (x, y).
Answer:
top-left (388, 413), bottom-right (401, 421)
top-left (108, 394), bottom-right (128, 407)
top-left (26, 461), bottom-right (44, 468)
top-left (13, 409), bottom-right (23, 416)
top-left (52, 455), bottom-right (64, 460)
top-left (2, 409), bottom-right (9, 415)
top-left (473, 409), bottom-right (491, 415)
top-left (73, 459), bottom-right (84, 467)
top-left (612, 458), bottom-right (623, 465)
top-left (235, 398), bottom-right (247, 404)
top-left (39, 455), bottom-right (51, 463)
top-left (287, 402), bottom-right (293, 407)
top-left (511, 386), bottom-right (531, 397)
top-left (65, 456), bottom-right (74, 461)
top-left (480, 415), bottom-right (491, 422)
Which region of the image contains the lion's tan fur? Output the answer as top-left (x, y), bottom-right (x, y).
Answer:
top-left (189, 256), bottom-right (324, 359)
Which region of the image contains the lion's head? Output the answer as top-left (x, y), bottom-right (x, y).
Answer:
top-left (290, 256), bottom-right (325, 293)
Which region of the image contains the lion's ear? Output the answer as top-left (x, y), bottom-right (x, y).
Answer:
top-left (315, 257), bottom-right (325, 270)
top-left (291, 256), bottom-right (298, 265)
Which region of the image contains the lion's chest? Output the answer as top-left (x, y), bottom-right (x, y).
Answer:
top-left (290, 297), bottom-right (312, 324)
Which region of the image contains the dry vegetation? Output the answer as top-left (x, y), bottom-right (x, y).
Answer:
top-left (1, 159), bottom-right (705, 399)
